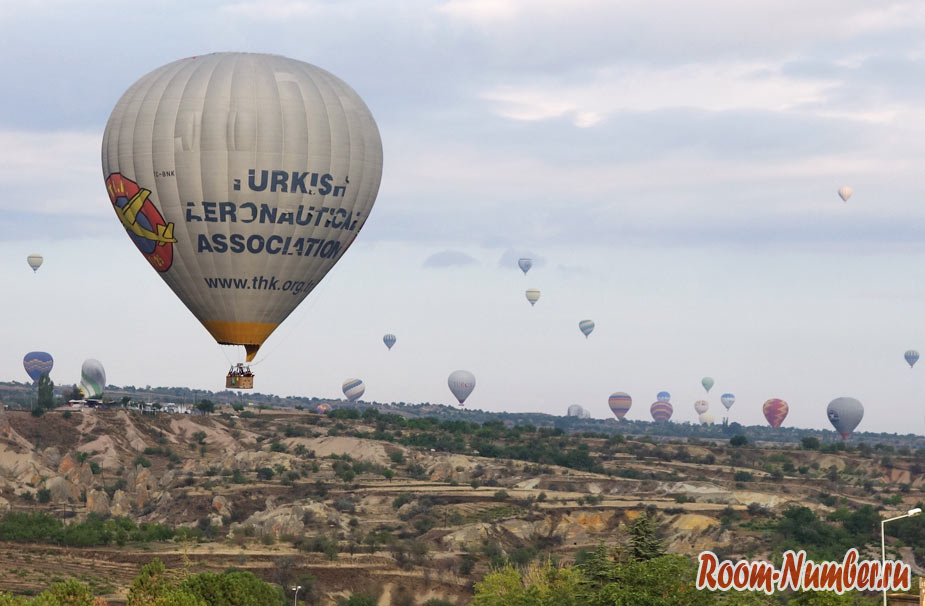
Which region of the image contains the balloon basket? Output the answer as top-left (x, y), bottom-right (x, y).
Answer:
top-left (226, 364), bottom-right (254, 390)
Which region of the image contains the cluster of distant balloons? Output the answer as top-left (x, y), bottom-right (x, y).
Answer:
top-left (21, 352), bottom-right (106, 400)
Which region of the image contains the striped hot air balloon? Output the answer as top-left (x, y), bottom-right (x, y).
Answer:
top-left (905, 350), bottom-right (919, 369)
top-left (578, 320), bottom-right (595, 338)
top-left (342, 379), bottom-right (365, 402)
top-left (23, 352), bottom-right (53, 383)
top-left (762, 398), bottom-right (789, 428)
top-left (608, 392), bottom-right (632, 420)
top-left (383, 334), bottom-right (396, 350)
top-left (650, 401), bottom-right (673, 423)
top-left (721, 393), bottom-right (735, 410)
top-left (525, 289), bottom-right (540, 306)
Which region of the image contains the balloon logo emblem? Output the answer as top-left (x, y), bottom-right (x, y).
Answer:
top-left (106, 173), bottom-right (176, 272)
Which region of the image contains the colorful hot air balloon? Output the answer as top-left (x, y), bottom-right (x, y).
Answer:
top-left (383, 334), bottom-right (396, 350)
top-left (608, 392), bottom-right (632, 420)
top-left (26, 254), bottom-right (43, 273)
top-left (79, 359), bottom-right (106, 399)
top-left (762, 398), bottom-right (789, 428)
top-left (315, 403), bottom-right (331, 414)
top-left (827, 397), bottom-right (864, 440)
top-left (905, 350), bottom-right (919, 369)
top-left (699, 412), bottom-right (715, 425)
top-left (656, 391), bottom-right (671, 403)
top-left (650, 401), bottom-right (673, 423)
top-left (838, 186), bottom-right (853, 202)
top-left (578, 320), bottom-right (595, 338)
top-left (701, 377), bottom-right (714, 393)
top-left (448, 370), bottom-right (476, 405)
top-left (342, 379), bottom-right (365, 402)
top-left (721, 393), bottom-right (735, 410)
top-left (102, 53), bottom-right (383, 365)
top-left (694, 400), bottom-right (709, 415)
top-left (23, 352), bottom-right (53, 383)
top-left (518, 258), bottom-right (532, 275)
top-left (525, 289), bottom-right (541, 306)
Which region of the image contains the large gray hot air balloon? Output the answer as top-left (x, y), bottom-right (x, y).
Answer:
top-left (448, 370), bottom-right (476, 405)
top-left (79, 359), bottom-right (106, 399)
top-left (518, 258), bottom-right (532, 275)
top-left (102, 53), bottom-right (383, 365)
top-left (827, 397), bottom-right (864, 440)
top-left (342, 379), bottom-right (365, 402)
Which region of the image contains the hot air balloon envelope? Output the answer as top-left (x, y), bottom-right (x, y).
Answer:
top-left (721, 393), bottom-right (735, 410)
top-left (701, 377), bottom-right (714, 393)
top-left (315, 403), bottom-right (331, 414)
top-left (838, 186), bottom-right (853, 202)
top-left (79, 359), bottom-right (106, 399)
top-left (699, 413), bottom-right (715, 425)
top-left (525, 289), bottom-right (540, 306)
top-left (762, 398), bottom-right (789, 428)
top-left (26, 254), bottom-right (43, 273)
top-left (827, 397), bottom-right (864, 440)
top-left (23, 352), bottom-right (53, 383)
top-left (608, 392), bottom-right (632, 420)
top-left (905, 350), bottom-right (919, 368)
top-left (650, 401), bottom-right (673, 423)
top-left (448, 370), bottom-right (476, 405)
top-left (578, 320), bottom-right (595, 338)
top-left (342, 379), bottom-right (365, 402)
top-left (694, 400), bottom-right (709, 415)
top-left (656, 391), bottom-right (671, 403)
top-left (518, 258), bottom-right (532, 275)
top-left (102, 53), bottom-right (383, 363)
top-left (383, 334), bottom-right (396, 350)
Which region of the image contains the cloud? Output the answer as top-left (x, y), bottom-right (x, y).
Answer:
top-left (422, 249), bottom-right (479, 267)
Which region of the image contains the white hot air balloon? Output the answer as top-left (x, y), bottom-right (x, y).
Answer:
top-left (721, 393), bottom-right (735, 410)
top-left (342, 379), bottom-right (365, 402)
top-left (525, 289), bottom-right (540, 306)
top-left (694, 400), bottom-right (709, 415)
top-left (26, 254), bottom-right (43, 273)
top-left (699, 412), bottom-right (715, 425)
top-left (518, 258), bottom-right (532, 275)
top-left (448, 370), bottom-right (476, 405)
top-left (102, 53), bottom-right (383, 369)
top-left (79, 359), bottom-right (106, 399)
top-left (838, 186), bottom-right (853, 202)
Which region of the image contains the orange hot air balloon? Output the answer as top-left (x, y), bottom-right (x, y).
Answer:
top-left (650, 401), bottom-right (673, 423)
top-left (608, 392), bottom-right (632, 420)
top-left (762, 398), bottom-right (789, 428)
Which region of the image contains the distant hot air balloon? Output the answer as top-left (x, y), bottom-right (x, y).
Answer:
top-left (694, 400), bottom-right (709, 415)
top-left (383, 334), bottom-right (396, 350)
top-left (448, 370), bottom-right (476, 405)
top-left (342, 379), bottom-right (365, 402)
top-left (721, 393), bottom-right (735, 410)
top-left (578, 320), bottom-right (595, 338)
top-left (525, 289), bottom-right (541, 306)
top-left (102, 53), bottom-right (383, 366)
top-left (699, 412), bottom-right (715, 425)
top-left (762, 398), bottom-right (789, 428)
top-left (656, 391), bottom-right (671, 403)
top-left (79, 359), bottom-right (106, 399)
top-left (608, 392), bottom-right (632, 420)
top-left (315, 403), bottom-right (331, 414)
top-left (905, 350), bottom-right (919, 369)
top-left (23, 352), bottom-right (53, 383)
top-left (650, 401), bottom-right (673, 423)
top-left (26, 254), bottom-right (43, 273)
top-left (567, 404), bottom-right (590, 419)
top-left (701, 377), bottom-right (714, 393)
top-left (838, 186), bottom-right (853, 202)
top-left (827, 397), bottom-right (864, 440)
top-left (518, 258), bottom-right (533, 275)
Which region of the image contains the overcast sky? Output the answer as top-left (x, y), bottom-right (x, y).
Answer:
top-left (4, 0), bottom-right (925, 433)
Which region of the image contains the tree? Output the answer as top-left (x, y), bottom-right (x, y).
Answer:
top-left (196, 400), bottom-right (214, 414)
top-left (627, 513), bottom-right (665, 562)
top-left (802, 436), bottom-right (821, 450)
top-left (37, 373), bottom-right (54, 410)
top-left (729, 435), bottom-right (748, 447)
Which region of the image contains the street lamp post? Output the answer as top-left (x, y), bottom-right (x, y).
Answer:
top-left (881, 507), bottom-right (921, 606)
top-left (291, 585), bottom-right (302, 606)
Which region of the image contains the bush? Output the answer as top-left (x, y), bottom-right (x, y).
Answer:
top-left (37, 488), bottom-right (51, 504)
top-left (729, 435), bottom-right (748, 447)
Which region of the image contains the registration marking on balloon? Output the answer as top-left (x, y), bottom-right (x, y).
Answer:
top-left (106, 173), bottom-right (177, 272)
